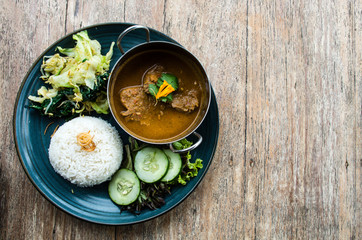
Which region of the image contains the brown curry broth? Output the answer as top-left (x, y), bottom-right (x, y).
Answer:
top-left (111, 50), bottom-right (202, 141)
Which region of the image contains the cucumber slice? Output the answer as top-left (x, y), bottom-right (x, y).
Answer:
top-left (161, 149), bottom-right (182, 182)
top-left (134, 147), bottom-right (169, 183)
top-left (108, 168), bottom-right (140, 206)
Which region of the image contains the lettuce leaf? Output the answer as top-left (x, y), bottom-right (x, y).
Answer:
top-left (171, 138), bottom-right (204, 186)
top-left (28, 86), bottom-right (58, 103)
top-left (88, 94), bottom-right (109, 114)
top-left (172, 138), bottom-right (193, 150)
top-left (177, 154), bottom-right (203, 185)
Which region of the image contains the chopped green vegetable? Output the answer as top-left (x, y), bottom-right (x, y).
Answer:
top-left (148, 84), bottom-right (159, 97)
top-left (148, 73), bottom-right (178, 103)
top-left (29, 74), bottom-right (109, 117)
top-left (123, 145), bottom-right (134, 171)
top-left (172, 138), bottom-right (193, 150)
top-left (87, 92), bottom-right (109, 114)
top-left (28, 30), bottom-right (114, 117)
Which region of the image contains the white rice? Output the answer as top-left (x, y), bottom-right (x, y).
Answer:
top-left (49, 116), bottom-right (123, 187)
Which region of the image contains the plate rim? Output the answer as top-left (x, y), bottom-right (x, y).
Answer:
top-left (12, 22), bottom-right (220, 225)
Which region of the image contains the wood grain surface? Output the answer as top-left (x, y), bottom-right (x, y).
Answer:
top-left (1, 0), bottom-right (360, 239)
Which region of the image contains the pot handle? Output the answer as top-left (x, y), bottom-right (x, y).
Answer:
top-left (117, 25), bottom-right (150, 54)
top-left (169, 132), bottom-right (203, 153)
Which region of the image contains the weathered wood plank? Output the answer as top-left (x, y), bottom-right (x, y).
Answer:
top-left (353, 0), bottom-right (362, 237)
top-left (0, 1), bottom-right (66, 239)
top-left (64, 0), bottom-right (127, 32)
top-left (245, 0), bottom-right (360, 239)
top-left (64, 0), bottom-right (166, 34)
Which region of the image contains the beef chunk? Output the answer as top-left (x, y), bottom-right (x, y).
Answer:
top-left (171, 89), bottom-right (199, 112)
top-left (120, 86), bottom-right (151, 125)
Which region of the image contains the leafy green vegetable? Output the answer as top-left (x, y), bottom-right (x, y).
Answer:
top-left (148, 84), bottom-right (159, 97)
top-left (177, 153), bottom-right (203, 185)
top-left (121, 182), bottom-right (171, 214)
top-left (123, 145), bottom-right (134, 171)
top-left (148, 73), bottom-right (178, 103)
top-left (159, 93), bottom-right (173, 103)
top-left (28, 30), bottom-right (114, 117)
top-left (157, 73), bottom-right (178, 90)
top-left (172, 138), bottom-right (193, 150)
top-left (29, 74), bottom-right (109, 117)
top-left (88, 94), bottom-right (109, 114)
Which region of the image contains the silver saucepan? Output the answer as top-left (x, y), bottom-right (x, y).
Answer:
top-left (107, 25), bottom-right (211, 153)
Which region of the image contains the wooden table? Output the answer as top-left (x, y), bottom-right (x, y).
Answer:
top-left (1, 0), bottom-right (360, 239)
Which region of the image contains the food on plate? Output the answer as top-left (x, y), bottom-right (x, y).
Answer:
top-left (147, 71), bottom-right (179, 102)
top-left (171, 89), bottom-right (199, 112)
top-left (134, 147), bottom-right (169, 183)
top-left (109, 49), bottom-right (207, 141)
top-left (76, 130), bottom-right (96, 152)
top-left (109, 169), bottom-right (140, 205)
top-left (19, 26), bottom-right (211, 219)
top-left (28, 30), bottom-right (115, 117)
top-left (160, 149), bottom-right (182, 182)
top-left (119, 86), bottom-right (153, 125)
top-left (109, 137), bottom-right (203, 213)
top-left (48, 116), bottom-right (123, 187)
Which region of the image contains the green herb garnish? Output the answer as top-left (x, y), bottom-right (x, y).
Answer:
top-left (148, 73), bottom-right (178, 103)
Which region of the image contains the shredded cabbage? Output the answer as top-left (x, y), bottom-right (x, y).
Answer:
top-left (28, 86), bottom-right (58, 103)
top-left (28, 30), bottom-right (114, 117)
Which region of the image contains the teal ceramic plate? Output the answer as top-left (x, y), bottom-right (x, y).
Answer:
top-left (13, 23), bottom-right (219, 225)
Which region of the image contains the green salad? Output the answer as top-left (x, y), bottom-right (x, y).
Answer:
top-left (108, 137), bottom-right (204, 214)
top-left (28, 30), bottom-right (115, 117)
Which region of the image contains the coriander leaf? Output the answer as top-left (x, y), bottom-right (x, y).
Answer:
top-left (159, 93), bottom-right (173, 103)
top-left (156, 78), bottom-right (164, 87)
top-left (148, 84), bottom-right (158, 97)
top-left (160, 73), bottom-right (178, 90)
top-left (148, 73), bottom-right (178, 102)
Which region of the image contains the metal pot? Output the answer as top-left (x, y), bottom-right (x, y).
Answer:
top-left (107, 25), bottom-right (211, 153)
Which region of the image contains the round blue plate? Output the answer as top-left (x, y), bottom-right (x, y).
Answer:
top-left (13, 23), bottom-right (219, 225)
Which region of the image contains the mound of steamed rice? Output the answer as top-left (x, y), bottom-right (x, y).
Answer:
top-left (49, 116), bottom-right (123, 187)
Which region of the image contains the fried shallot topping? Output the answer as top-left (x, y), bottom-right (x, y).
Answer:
top-left (77, 131), bottom-right (96, 152)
